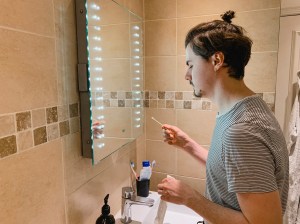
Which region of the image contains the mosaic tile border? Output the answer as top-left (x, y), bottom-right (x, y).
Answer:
top-left (1, 92), bottom-right (275, 159)
top-left (0, 103), bottom-right (80, 159)
top-left (91, 91), bottom-right (276, 110)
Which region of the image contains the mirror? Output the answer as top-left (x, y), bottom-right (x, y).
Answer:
top-left (75, 0), bottom-right (144, 164)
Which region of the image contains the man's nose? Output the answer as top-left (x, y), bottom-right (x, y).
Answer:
top-left (185, 71), bottom-right (191, 80)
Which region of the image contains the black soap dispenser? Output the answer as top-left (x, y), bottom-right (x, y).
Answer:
top-left (96, 194), bottom-right (115, 224)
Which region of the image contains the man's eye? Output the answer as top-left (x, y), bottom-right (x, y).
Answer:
top-left (189, 65), bottom-right (193, 69)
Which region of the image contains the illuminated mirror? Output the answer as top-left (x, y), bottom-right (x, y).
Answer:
top-left (75, 0), bottom-right (144, 164)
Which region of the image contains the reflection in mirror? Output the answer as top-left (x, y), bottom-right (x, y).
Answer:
top-left (77, 0), bottom-right (144, 164)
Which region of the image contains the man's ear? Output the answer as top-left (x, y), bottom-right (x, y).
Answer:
top-left (212, 52), bottom-right (225, 71)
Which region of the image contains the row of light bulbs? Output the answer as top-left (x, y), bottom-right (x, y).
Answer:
top-left (86, 2), bottom-right (143, 149)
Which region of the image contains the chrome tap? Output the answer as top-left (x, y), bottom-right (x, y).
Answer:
top-left (120, 187), bottom-right (154, 224)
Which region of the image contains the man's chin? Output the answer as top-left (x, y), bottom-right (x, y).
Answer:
top-left (193, 90), bottom-right (202, 98)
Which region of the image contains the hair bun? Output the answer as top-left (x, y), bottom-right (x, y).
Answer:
top-left (221, 10), bottom-right (235, 23)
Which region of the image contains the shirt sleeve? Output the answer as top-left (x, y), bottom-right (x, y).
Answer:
top-left (223, 123), bottom-right (278, 193)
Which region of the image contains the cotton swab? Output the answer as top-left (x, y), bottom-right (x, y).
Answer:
top-left (151, 117), bottom-right (163, 126)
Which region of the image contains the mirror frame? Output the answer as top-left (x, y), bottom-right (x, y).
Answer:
top-left (74, 0), bottom-right (144, 160)
top-left (75, 0), bottom-right (93, 158)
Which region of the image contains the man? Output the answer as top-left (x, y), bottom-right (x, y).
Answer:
top-left (157, 10), bottom-right (289, 224)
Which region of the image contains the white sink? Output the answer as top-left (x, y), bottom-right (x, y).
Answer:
top-left (115, 191), bottom-right (203, 224)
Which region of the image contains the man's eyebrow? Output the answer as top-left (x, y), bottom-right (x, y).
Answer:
top-left (186, 60), bottom-right (191, 66)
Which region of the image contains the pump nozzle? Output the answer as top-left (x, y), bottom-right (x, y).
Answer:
top-left (104, 194), bottom-right (109, 204)
top-left (102, 194), bottom-right (110, 216)
top-left (96, 194), bottom-right (115, 224)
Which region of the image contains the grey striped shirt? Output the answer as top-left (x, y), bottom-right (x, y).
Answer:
top-left (205, 95), bottom-right (289, 213)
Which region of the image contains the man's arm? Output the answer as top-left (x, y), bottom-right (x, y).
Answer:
top-left (158, 178), bottom-right (283, 224)
top-left (236, 191), bottom-right (282, 224)
top-left (187, 190), bottom-right (282, 224)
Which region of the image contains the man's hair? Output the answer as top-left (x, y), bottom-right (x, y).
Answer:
top-left (185, 10), bottom-right (253, 80)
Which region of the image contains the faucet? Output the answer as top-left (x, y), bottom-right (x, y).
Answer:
top-left (120, 187), bottom-right (154, 224)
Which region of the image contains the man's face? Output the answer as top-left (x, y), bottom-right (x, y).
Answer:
top-left (185, 45), bottom-right (216, 99)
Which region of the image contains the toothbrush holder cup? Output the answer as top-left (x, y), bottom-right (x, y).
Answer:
top-left (136, 178), bottom-right (150, 197)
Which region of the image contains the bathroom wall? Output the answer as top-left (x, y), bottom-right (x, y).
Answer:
top-left (144, 0), bottom-right (281, 194)
top-left (0, 0), bottom-right (143, 224)
top-left (0, 0), bottom-right (281, 223)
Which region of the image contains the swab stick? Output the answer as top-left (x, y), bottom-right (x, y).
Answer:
top-left (151, 117), bottom-right (163, 126)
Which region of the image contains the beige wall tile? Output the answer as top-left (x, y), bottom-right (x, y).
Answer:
top-left (146, 140), bottom-right (176, 174)
top-left (176, 9), bottom-right (281, 54)
top-left (67, 143), bottom-right (136, 224)
top-left (0, 114), bottom-right (15, 137)
top-left (0, 140), bottom-right (66, 224)
top-left (69, 103), bottom-right (79, 118)
top-left (126, 0), bottom-right (144, 18)
top-left (145, 108), bottom-right (176, 140)
top-left (145, 57), bottom-right (176, 91)
top-left (97, 24), bottom-right (130, 58)
top-left (70, 117), bottom-right (80, 134)
top-left (131, 108), bottom-right (144, 138)
top-left (145, 20), bottom-right (176, 56)
top-left (150, 172), bottom-right (206, 194)
top-left (114, 0), bottom-right (126, 7)
top-left (245, 52), bottom-right (278, 92)
top-left (17, 130), bottom-right (33, 151)
top-left (234, 9), bottom-right (280, 52)
top-left (93, 138), bottom-right (129, 163)
top-left (62, 5), bottom-right (78, 105)
top-left (175, 175), bottom-right (206, 194)
top-left (0, 28), bottom-right (57, 114)
top-left (47, 123), bottom-right (60, 141)
top-left (149, 171), bottom-right (167, 191)
top-left (0, 0), bottom-right (55, 36)
top-left (177, 15), bottom-right (219, 55)
top-left (149, 100), bottom-right (158, 108)
top-left (91, 59), bottom-right (131, 91)
top-left (32, 108), bottom-right (46, 128)
top-left (177, 149), bottom-right (206, 178)
top-left (60, 121), bottom-right (70, 137)
top-left (136, 133), bottom-right (146, 172)
top-left (53, 0), bottom-right (66, 106)
top-left (144, 0), bottom-right (176, 20)
top-left (94, 141), bottom-right (136, 191)
top-left (101, 108), bottom-right (132, 138)
top-left (58, 105), bottom-right (69, 122)
top-left (66, 64), bottom-right (80, 104)
top-left (177, 0), bottom-right (280, 18)
top-left (63, 133), bottom-right (82, 172)
top-left (177, 109), bottom-right (217, 145)
top-left (87, 0), bottom-right (130, 26)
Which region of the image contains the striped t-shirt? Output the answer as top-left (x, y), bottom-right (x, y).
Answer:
top-left (205, 95), bottom-right (289, 213)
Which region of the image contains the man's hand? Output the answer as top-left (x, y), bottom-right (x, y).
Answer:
top-left (157, 176), bottom-right (198, 205)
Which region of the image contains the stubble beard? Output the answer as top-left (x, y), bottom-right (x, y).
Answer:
top-left (193, 89), bottom-right (202, 98)
top-left (190, 80), bottom-right (202, 98)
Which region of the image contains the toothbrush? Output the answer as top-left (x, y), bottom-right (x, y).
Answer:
top-left (130, 161), bottom-right (138, 180)
top-left (151, 117), bottom-right (163, 126)
top-left (151, 160), bottom-right (156, 169)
